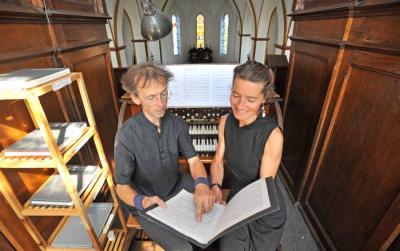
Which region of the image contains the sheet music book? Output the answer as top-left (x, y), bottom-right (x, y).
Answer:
top-left (30, 165), bottom-right (100, 206)
top-left (165, 64), bottom-right (237, 107)
top-left (52, 203), bottom-right (113, 248)
top-left (1, 122), bottom-right (87, 156)
top-left (0, 68), bottom-right (70, 90)
top-left (141, 177), bottom-right (279, 248)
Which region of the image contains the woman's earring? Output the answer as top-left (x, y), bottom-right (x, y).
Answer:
top-left (261, 104), bottom-right (266, 117)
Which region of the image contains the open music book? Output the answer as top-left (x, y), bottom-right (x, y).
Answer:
top-left (141, 177), bottom-right (279, 248)
top-left (1, 122), bottom-right (87, 156)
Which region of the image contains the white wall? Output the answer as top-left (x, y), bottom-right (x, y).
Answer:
top-left (105, 0), bottom-right (292, 66)
top-left (267, 9), bottom-right (278, 55)
top-left (241, 4), bottom-right (253, 63)
top-left (122, 10), bottom-right (134, 66)
top-left (162, 0), bottom-right (238, 64)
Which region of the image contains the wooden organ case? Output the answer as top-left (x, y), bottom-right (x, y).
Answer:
top-left (281, 0), bottom-right (400, 250)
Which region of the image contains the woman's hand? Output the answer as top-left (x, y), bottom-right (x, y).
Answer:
top-left (211, 184), bottom-right (226, 205)
top-left (211, 185), bottom-right (222, 202)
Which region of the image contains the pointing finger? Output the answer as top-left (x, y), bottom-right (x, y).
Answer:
top-left (195, 203), bottom-right (204, 222)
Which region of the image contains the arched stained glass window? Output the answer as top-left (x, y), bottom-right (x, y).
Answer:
top-left (172, 14), bottom-right (181, 55)
top-left (220, 14), bottom-right (229, 55)
top-left (196, 14), bottom-right (205, 48)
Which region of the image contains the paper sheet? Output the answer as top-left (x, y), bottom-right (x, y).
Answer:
top-left (215, 179), bottom-right (270, 234)
top-left (147, 190), bottom-right (225, 244)
top-left (166, 64), bottom-right (237, 107)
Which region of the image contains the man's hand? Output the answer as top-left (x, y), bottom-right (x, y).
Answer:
top-left (194, 184), bottom-right (215, 221)
top-left (142, 196), bottom-right (166, 209)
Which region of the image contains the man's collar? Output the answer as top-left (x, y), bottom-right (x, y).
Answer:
top-left (138, 110), bottom-right (168, 132)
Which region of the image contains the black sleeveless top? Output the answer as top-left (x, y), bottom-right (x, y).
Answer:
top-left (224, 113), bottom-right (279, 198)
top-left (222, 113), bottom-right (286, 250)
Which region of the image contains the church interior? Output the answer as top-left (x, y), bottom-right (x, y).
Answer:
top-left (0, 0), bottom-right (399, 250)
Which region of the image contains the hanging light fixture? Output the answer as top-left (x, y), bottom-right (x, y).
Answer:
top-left (141, 0), bottom-right (172, 41)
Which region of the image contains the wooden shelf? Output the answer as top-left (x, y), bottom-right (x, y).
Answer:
top-left (103, 230), bottom-right (127, 251)
top-left (0, 73), bottom-right (82, 100)
top-left (0, 71), bottom-right (127, 250)
top-left (98, 204), bottom-right (119, 245)
top-left (46, 203), bottom-right (116, 250)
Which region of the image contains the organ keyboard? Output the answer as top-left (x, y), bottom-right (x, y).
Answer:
top-left (169, 107), bottom-right (231, 160)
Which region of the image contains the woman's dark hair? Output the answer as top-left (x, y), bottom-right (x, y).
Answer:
top-left (233, 60), bottom-right (275, 98)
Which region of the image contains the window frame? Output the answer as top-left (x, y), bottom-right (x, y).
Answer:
top-left (196, 14), bottom-right (205, 48)
top-left (172, 14), bottom-right (181, 56)
top-left (219, 13), bottom-right (229, 55)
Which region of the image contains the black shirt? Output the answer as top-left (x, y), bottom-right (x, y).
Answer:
top-left (114, 110), bottom-right (197, 199)
top-left (224, 113), bottom-right (279, 197)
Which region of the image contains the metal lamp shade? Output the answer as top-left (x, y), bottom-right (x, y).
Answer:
top-left (141, 10), bottom-right (172, 41)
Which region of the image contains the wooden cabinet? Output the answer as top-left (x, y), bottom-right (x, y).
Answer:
top-left (282, 0), bottom-right (400, 250)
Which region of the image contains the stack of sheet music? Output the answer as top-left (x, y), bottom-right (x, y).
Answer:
top-left (0, 68), bottom-right (70, 90)
top-left (1, 122), bottom-right (87, 157)
top-left (29, 165), bottom-right (100, 207)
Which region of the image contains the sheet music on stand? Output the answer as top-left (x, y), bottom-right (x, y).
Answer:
top-left (166, 64), bottom-right (237, 107)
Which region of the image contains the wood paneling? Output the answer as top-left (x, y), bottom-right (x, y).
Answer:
top-left (62, 45), bottom-right (119, 161)
top-left (348, 15), bottom-right (400, 51)
top-left (304, 51), bottom-right (400, 250)
top-left (0, 24), bottom-right (52, 63)
top-left (46, 0), bottom-right (100, 14)
top-left (284, 1), bottom-right (400, 250)
top-left (282, 41), bottom-right (336, 196)
top-left (0, 193), bottom-right (38, 251)
top-left (0, 0), bottom-right (117, 249)
top-left (294, 18), bottom-right (347, 41)
top-left (0, 231), bottom-right (15, 251)
top-left (53, 23), bottom-right (109, 49)
top-left (302, 0), bottom-right (348, 10)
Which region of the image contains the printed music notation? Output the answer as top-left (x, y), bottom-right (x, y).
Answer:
top-left (166, 64), bottom-right (237, 107)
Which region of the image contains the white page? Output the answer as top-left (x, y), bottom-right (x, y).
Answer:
top-left (146, 190), bottom-right (225, 244)
top-left (146, 179), bottom-right (272, 245)
top-left (215, 179), bottom-right (270, 235)
top-left (210, 65), bottom-right (235, 105)
top-left (166, 64), bottom-right (236, 107)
